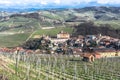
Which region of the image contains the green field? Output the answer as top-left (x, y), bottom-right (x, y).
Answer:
top-left (0, 17), bottom-right (41, 32)
top-left (95, 20), bottom-right (120, 29)
top-left (0, 17), bottom-right (30, 27)
top-left (41, 11), bottom-right (62, 20)
top-left (32, 27), bottom-right (73, 37)
top-left (0, 15), bottom-right (73, 47)
top-left (0, 16), bottom-right (59, 47)
top-left (0, 33), bottom-right (30, 47)
top-left (1, 53), bottom-right (120, 80)
top-left (0, 27), bottom-right (73, 47)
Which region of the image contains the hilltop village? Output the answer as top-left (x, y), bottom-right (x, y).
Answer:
top-left (23, 30), bottom-right (120, 61)
top-left (0, 31), bottom-right (120, 62)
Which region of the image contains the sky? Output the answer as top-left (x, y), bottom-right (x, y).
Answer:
top-left (0, 0), bottom-right (120, 8)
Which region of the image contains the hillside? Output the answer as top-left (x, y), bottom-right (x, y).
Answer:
top-left (73, 22), bottom-right (120, 38)
top-left (0, 6), bottom-right (120, 47)
top-left (8, 7), bottom-right (120, 29)
top-left (0, 53), bottom-right (120, 80)
top-left (1, 6), bottom-right (120, 31)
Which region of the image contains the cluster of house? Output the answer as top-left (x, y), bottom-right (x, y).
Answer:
top-left (36, 31), bottom-right (120, 61)
top-left (0, 31), bottom-right (120, 62)
top-left (0, 47), bottom-right (33, 54)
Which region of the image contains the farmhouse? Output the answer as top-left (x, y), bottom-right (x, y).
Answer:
top-left (80, 53), bottom-right (95, 62)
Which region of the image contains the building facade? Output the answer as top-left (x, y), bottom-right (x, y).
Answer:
top-left (57, 31), bottom-right (70, 39)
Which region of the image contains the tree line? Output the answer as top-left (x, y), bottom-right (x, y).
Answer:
top-left (73, 22), bottom-right (120, 39)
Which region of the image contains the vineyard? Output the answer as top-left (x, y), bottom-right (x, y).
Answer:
top-left (0, 52), bottom-right (120, 80)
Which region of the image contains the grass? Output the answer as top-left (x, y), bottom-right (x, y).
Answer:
top-left (0, 33), bottom-right (30, 47)
top-left (0, 16), bottom-right (74, 47)
top-left (0, 17), bottom-right (41, 32)
top-left (41, 11), bottom-right (61, 20)
top-left (0, 17), bottom-right (29, 26)
top-left (0, 17), bottom-right (41, 47)
top-left (0, 27), bottom-right (73, 47)
top-left (95, 20), bottom-right (120, 29)
top-left (32, 27), bottom-right (73, 37)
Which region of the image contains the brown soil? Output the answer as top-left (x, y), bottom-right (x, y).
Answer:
top-left (0, 74), bottom-right (8, 80)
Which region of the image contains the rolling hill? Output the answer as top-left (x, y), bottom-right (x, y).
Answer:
top-left (0, 6), bottom-right (120, 47)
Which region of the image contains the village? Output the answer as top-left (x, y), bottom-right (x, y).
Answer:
top-left (0, 30), bottom-right (120, 62)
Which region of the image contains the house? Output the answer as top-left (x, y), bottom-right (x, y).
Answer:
top-left (94, 48), bottom-right (120, 57)
top-left (80, 53), bottom-right (95, 62)
top-left (57, 31), bottom-right (70, 39)
top-left (99, 51), bottom-right (120, 57)
top-left (51, 38), bottom-right (68, 43)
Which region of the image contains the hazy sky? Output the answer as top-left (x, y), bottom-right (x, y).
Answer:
top-left (0, 0), bottom-right (120, 8)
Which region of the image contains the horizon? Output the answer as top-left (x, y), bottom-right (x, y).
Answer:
top-left (0, 0), bottom-right (120, 9)
top-left (0, 6), bottom-right (120, 13)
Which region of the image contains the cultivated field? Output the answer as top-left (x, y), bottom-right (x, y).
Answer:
top-left (32, 27), bottom-right (73, 37)
top-left (95, 20), bottom-right (120, 29)
top-left (0, 52), bottom-right (120, 80)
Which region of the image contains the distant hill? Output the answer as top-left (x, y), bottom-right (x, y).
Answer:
top-left (74, 6), bottom-right (120, 13)
top-left (8, 6), bottom-right (120, 22)
top-left (10, 13), bottom-right (40, 19)
top-left (0, 8), bottom-right (41, 12)
top-left (0, 6), bottom-right (120, 33)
